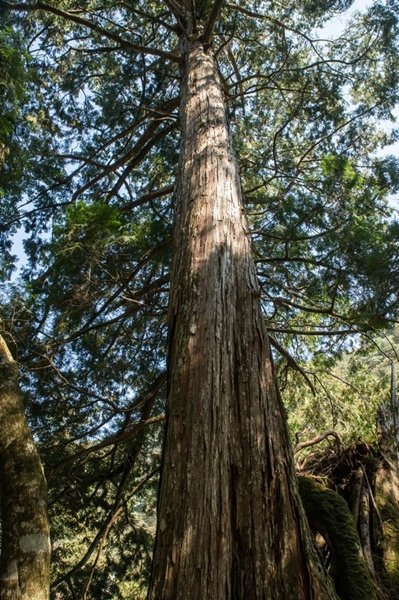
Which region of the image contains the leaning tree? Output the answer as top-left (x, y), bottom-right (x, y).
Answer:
top-left (0, 0), bottom-right (399, 598)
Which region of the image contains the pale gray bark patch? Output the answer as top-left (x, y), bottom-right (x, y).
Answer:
top-left (19, 534), bottom-right (51, 553)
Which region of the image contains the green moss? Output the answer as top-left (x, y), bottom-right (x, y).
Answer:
top-left (298, 476), bottom-right (376, 600)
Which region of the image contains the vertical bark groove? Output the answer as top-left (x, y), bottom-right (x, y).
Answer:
top-left (148, 40), bottom-right (335, 600)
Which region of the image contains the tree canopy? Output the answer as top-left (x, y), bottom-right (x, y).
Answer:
top-left (0, 0), bottom-right (399, 597)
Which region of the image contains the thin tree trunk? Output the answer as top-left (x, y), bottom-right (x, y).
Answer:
top-left (374, 461), bottom-right (399, 596)
top-left (350, 467), bottom-right (364, 527)
top-left (148, 39), bottom-right (335, 600)
top-left (0, 335), bottom-right (50, 600)
top-left (358, 481), bottom-right (375, 576)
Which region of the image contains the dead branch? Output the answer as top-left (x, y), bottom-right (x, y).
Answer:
top-left (294, 430), bottom-right (342, 455)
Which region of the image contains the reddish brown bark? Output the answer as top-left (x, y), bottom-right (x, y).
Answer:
top-left (148, 39), bottom-right (335, 600)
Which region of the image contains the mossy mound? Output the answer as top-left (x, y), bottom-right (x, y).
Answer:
top-left (298, 475), bottom-right (377, 600)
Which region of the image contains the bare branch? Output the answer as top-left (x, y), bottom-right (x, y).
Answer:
top-left (120, 185), bottom-right (174, 212)
top-left (51, 373), bottom-right (167, 470)
top-left (294, 430), bottom-right (342, 455)
top-left (267, 326), bottom-right (362, 336)
top-left (268, 334), bottom-right (315, 394)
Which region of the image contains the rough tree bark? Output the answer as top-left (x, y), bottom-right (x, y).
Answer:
top-left (0, 335), bottom-right (50, 600)
top-left (148, 32), bottom-right (336, 600)
top-left (374, 363), bottom-right (399, 596)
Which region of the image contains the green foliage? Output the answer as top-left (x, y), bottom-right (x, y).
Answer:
top-left (0, 28), bottom-right (26, 144)
top-left (49, 429), bottom-right (160, 599)
top-left (320, 154), bottom-right (365, 190)
top-left (0, 26), bottom-right (28, 278)
top-left (282, 326), bottom-right (399, 449)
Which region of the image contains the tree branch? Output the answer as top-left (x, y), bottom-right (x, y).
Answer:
top-left (294, 430), bottom-right (341, 454)
top-left (268, 334), bottom-right (315, 394)
top-left (120, 185), bottom-right (174, 212)
top-left (200, 0), bottom-right (225, 47)
top-left (0, 1), bottom-right (181, 63)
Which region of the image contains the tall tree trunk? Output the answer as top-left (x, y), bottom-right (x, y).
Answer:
top-left (0, 335), bottom-right (50, 600)
top-left (148, 39), bottom-right (335, 600)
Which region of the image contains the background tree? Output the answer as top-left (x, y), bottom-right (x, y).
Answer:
top-left (0, 0), bottom-right (398, 597)
top-left (0, 335), bottom-right (50, 600)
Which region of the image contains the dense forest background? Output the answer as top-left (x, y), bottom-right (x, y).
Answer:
top-left (1, 0), bottom-right (399, 598)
